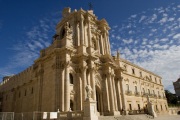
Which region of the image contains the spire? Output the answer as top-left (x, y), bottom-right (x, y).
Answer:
top-left (117, 49), bottom-right (120, 59)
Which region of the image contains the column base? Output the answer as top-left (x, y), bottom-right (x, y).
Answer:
top-left (103, 111), bottom-right (120, 116)
top-left (83, 116), bottom-right (98, 120)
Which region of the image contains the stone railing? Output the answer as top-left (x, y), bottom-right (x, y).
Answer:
top-left (59, 111), bottom-right (84, 120)
top-left (149, 94), bottom-right (155, 98)
top-left (31, 111), bottom-right (84, 120)
top-left (168, 107), bottom-right (180, 115)
top-left (125, 90), bottom-right (133, 96)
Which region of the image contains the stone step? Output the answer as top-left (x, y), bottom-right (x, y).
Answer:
top-left (98, 114), bottom-right (153, 120)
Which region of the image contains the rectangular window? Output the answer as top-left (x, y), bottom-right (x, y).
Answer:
top-left (143, 88), bottom-right (145, 94)
top-left (31, 87), bottom-right (33, 94)
top-left (139, 71), bottom-right (142, 77)
top-left (149, 75), bottom-right (152, 80)
top-left (159, 79), bottom-right (161, 84)
top-left (155, 77), bottom-right (157, 83)
top-left (138, 104), bottom-right (140, 110)
top-left (132, 68), bottom-right (135, 75)
top-left (24, 90), bottom-right (27, 96)
top-left (129, 104), bottom-right (132, 110)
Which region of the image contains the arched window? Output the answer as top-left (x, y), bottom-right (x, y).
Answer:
top-left (148, 89), bottom-right (150, 95)
top-left (60, 28), bottom-right (65, 39)
top-left (69, 73), bottom-right (73, 84)
top-left (143, 88), bottom-right (145, 93)
top-left (126, 84), bottom-right (129, 91)
top-left (135, 86), bottom-right (138, 93)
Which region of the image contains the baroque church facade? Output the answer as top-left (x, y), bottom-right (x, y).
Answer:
top-left (0, 8), bottom-right (168, 116)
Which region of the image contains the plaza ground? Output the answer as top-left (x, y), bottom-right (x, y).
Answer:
top-left (99, 115), bottom-right (180, 120)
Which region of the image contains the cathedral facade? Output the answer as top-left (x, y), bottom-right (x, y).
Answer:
top-left (0, 8), bottom-right (168, 116)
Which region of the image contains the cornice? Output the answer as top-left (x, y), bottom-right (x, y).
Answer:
top-left (122, 72), bottom-right (163, 87)
top-left (120, 58), bottom-right (162, 78)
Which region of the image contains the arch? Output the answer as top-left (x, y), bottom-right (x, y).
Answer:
top-left (92, 37), bottom-right (97, 50)
top-left (69, 67), bottom-right (76, 84)
top-left (60, 27), bottom-right (65, 39)
top-left (94, 74), bottom-right (103, 115)
top-left (69, 73), bottom-right (73, 84)
top-left (70, 99), bottom-right (74, 111)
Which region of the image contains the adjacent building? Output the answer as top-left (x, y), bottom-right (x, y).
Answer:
top-left (0, 8), bottom-right (168, 116)
top-left (173, 78), bottom-right (180, 97)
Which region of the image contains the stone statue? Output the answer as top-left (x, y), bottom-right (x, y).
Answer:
top-left (147, 95), bottom-right (157, 118)
top-left (85, 84), bottom-right (92, 99)
top-left (65, 22), bottom-right (72, 37)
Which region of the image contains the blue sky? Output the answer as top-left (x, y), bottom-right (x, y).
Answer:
top-left (0, 0), bottom-right (180, 93)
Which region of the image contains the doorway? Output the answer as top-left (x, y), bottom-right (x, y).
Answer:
top-left (96, 86), bottom-right (103, 115)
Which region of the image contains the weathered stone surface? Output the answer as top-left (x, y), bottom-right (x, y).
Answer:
top-left (0, 7), bottom-right (168, 117)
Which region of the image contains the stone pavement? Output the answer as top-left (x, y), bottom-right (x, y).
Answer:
top-left (98, 114), bottom-right (180, 120)
top-left (154, 115), bottom-right (180, 120)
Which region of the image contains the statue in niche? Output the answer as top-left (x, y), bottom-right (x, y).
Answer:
top-left (85, 84), bottom-right (92, 100)
top-left (64, 22), bottom-right (72, 37)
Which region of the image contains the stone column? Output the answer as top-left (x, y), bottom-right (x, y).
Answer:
top-left (90, 68), bottom-right (96, 101)
top-left (107, 73), bottom-right (115, 112)
top-left (96, 36), bottom-right (100, 53)
top-left (75, 72), bottom-right (82, 111)
top-left (60, 69), bottom-right (64, 111)
top-left (112, 75), bottom-right (118, 111)
top-left (80, 15), bottom-right (84, 45)
top-left (100, 35), bottom-right (104, 54)
top-left (103, 75), bottom-right (110, 112)
top-left (116, 78), bottom-right (122, 111)
top-left (106, 33), bottom-right (111, 55)
top-left (84, 24), bottom-right (87, 46)
top-left (76, 22), bottom-right (80, 46)
top-left (82, 67), bottom-right (87, 102)
top-left (87, 17), bottom-right (93, 55)
top-left (103, 32), bottom-right (107, 54)
top-left (120, 78), bottom-right (127, 115)
top-left (64, 64), bottom-right (70, 111)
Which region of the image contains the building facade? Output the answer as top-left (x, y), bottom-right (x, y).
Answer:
top-left (173, 78), bottom-right (180, 97)
top-left (0, 8), bottom-right (168, 116)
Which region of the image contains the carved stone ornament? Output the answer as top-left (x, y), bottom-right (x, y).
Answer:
top-left (65, 22), bottom-right (73, 37)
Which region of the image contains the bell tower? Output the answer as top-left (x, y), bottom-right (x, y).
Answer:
top-left (52, 7), bottom-right (111, 55)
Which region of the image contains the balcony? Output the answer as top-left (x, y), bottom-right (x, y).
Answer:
top-left (141, 92), bottom-right (148, 97)
top-left (154, 94), bottom-right (157, 98)
top-left (134, 92), bottom-right (141, 97)
top-left (149, 94), bottom-right (155, 98)
top-left (125, 90), bottom-right (133, 96)
top-left (158, 95), bottom-right (162, 99)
